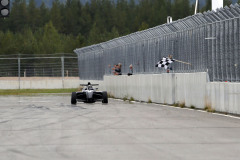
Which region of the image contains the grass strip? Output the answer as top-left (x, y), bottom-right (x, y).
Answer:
top-left (0, 88), bottom-right (77, 95)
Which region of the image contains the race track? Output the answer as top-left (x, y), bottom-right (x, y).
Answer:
top-left (0, 95), bottom-right (240, 160)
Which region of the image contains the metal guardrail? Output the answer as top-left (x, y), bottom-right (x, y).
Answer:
top-left (75, 4), bottom-right (240, 82)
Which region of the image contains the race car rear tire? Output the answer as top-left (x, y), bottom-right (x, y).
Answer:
top-left (71, 92), bottom-right (77, 104)
top-left (102, 91), bottom-right (108, 104)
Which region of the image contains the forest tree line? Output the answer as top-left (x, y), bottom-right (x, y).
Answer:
top-left (0, 0), bottom-right (237, 56)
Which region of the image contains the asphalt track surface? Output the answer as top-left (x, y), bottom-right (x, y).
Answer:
top-left (0, 94), bottom-right (240, 160)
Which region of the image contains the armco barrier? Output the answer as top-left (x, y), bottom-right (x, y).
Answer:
top-left (79, 72), bottom-right (240, 115)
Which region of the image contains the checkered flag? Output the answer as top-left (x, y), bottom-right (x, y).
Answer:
top-left (155, 57), bottom-right (175, 69)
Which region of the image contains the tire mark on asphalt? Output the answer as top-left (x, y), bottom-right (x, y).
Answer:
top-left (8, 149), bottom-right (37, 158)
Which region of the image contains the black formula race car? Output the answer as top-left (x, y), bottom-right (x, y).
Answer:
top-left (71, 82), bottom-right (108, 104)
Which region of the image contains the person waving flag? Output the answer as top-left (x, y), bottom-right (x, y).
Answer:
top-left (156, 55), bottom-right (191, 70)
top-left (155, 57), bottom-right (175, 69)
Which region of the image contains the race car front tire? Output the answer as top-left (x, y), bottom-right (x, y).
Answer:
top-left (71, 92), bottom-right (77, 104)
top-left (102, 91), bottom-right (108, 104)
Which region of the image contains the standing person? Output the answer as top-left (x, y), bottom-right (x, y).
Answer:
top-left (167, 55), bottom-right (173, 73)
top-left (128, 64), bottom-right (133, 76)
top-left (115, 63), bottom-right (122, 75)
top-left (112, 64), bottom-right (117, 75)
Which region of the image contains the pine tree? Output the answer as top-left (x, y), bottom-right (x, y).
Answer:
top-left (80, 2), bottom-right (92, 37)
top-left (154, 0), bottom-right (168, 26)
top-left (138, 21), bottom-right (149, 31)
top-left (0, 30), bottom-right (17, 55)
top-left (39, 21), bottom-right (63, 54)
top-left (115, 0), bottom-right (129, 34)
top-left (87, 22), bottom-right (102, 44)
top-left (9, 0), bottom-right (28, 32)
top-left (76, 33), bottom-right (86, 48)
top-left (166, 0), bottom-right (172, 16)
top-left (224, 0), bottom-right (232, 6)
top-left (127, 0), bottom-right (136, 31)
top-left (172, 0), bottom-right (191, 20)
top-left (137, 0), bottom-right (152, 28)
top-left (110, 26), bottom-right (120, 39)
top-left (28, 0), bottom-right (40, 31)
top-left (62, 34), bottom-right (78, 53)
top-left (201, 0), bottom-right (211, 12)
top-left (39, 2), bottom-right (50, 28)
top-left (18, 28), bottom-right (38, 55)
top-left (50, 0), bottom-right (63, 32)
top-left (62, 0), bottom-right (82, 35)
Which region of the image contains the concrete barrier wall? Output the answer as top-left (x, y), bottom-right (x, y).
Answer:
top-left (103, 73), bottom-right (208, 108)
top-left (79, 72), bottom-right (240, 115)
top-left (0, 79), bottom-right (81, 89)
top-left (206, 82), bottom-right (240, 114)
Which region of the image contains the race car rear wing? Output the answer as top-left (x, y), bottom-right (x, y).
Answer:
top-left (80, 82), bottom-right (99, 86)
top-left (80, 84), bottom-right (99, 86)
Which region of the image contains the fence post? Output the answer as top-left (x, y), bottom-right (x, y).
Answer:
top-left (61, 56), bottom-right (64, 88)
top-left (18, 58), bottom-right (20, 89)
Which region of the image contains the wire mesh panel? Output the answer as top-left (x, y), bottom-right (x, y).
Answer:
top-left (234, 18), bottom-right (240, 81)
top-left (74, 4), bottom-right (240, 82)
top-left (0, 56), bottom-right (78, 78)
top-left (0, 59), bottom-right (18, 77)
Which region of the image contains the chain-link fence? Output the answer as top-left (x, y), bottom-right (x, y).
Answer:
top-left (75, 4), bottom-right (240, 82)
top-left (0, 56), bottom-right (78, 78)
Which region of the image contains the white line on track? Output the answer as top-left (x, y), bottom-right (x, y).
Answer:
top-left (110, 98), bottom-right (240, 120)
top-left (212, 113), bottom-right (240, 120)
